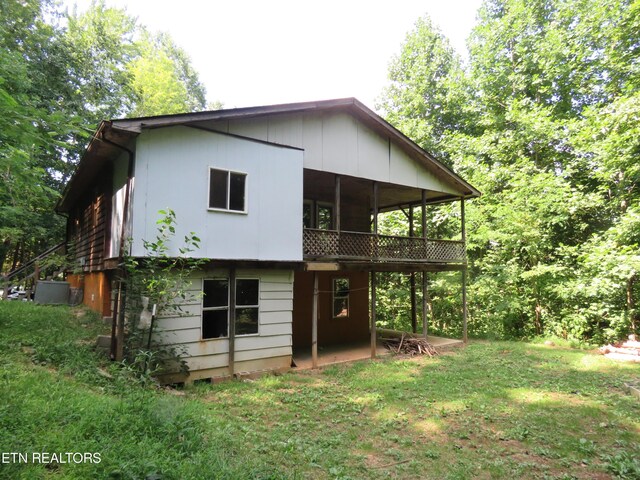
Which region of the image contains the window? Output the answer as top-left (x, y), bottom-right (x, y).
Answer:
top-left (208, 168), bottom-right (247, 212)
top-left (303, 201), bottom-right (313, 229)
top-left (302, 201), bottom-right (334, 230)
top-left (332, 278), bottom-right (349, 318)
top-left (235, 279), bottom-right (259, 335)
top-left (202, 278), bottom-right (259, 339)
top-left (317, 203), bottom-right (334, 230)
top-left (202, 279), bottom-right (229, 339)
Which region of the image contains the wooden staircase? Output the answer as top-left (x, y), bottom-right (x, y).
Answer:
top-left (1, 242), bottom-right (66, 300)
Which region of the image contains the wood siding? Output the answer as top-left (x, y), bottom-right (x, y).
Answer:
top-left (67, 168), bottom-right (112, 272)
top-left (292, 271), bottom-right (369, 348)
top-left (154, 269), bottom-right (293, 378)
top-left (207, 112), bottom-right (460, 196)
top-left (130, 127), bottom-right (303, 261)
top-left (67, 272), bottom-right (111, 316)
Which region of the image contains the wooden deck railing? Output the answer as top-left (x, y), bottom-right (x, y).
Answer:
top-left (303, 229), bottom-right (466, 263)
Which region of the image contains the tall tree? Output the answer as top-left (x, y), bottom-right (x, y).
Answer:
top-left (379, 0), bottom-right (640, 341)
top-left (0, 0), bottom-right (208, 273)
top-left (128, 31), bottom-right (207, 117)
top-left (378, 15), bottom-right (475, 162)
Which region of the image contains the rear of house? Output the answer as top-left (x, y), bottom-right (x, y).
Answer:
top-left (57, 98), bottom-right (479, 382)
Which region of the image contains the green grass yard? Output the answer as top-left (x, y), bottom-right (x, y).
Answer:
top-left (0, 302), bottom-right (639, 479)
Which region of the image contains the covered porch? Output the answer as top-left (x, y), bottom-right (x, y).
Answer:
top-left (291, 335), bottom-right (463, 370)
top-left (295, 168), bottom-right (470, 369)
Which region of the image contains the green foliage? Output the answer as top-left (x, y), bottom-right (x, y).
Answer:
top-left (121, 209), bottom-right (203, 377)
top-left (378, 15), bottom-right (476, 161)
top-left (0, 0), bottom-right (207, 275)
top-left (1, 305), bottom-right (638, 479)
top-left (378, 0), bottom-right (640, 342)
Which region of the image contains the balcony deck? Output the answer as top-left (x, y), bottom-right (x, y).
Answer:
top-left (303, 229), bottom-right (466, 266)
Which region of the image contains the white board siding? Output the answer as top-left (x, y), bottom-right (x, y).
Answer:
top-left (159, 322), bottom-right (291, 346)
top-left (186, 355), bottom-right (290, 377)
top-left (154, 268), bottom-right (293, 376)
top-left (321, 114), bottom-right (359, 176)
top-left (131, 126), bottom-right (303, 261)
top-left (266, 115), bottom-right (303, 149)
top-left (301, 114), bottom-right (324, 170)
top-left (108, 152), bottom-right (131, 258)
top-left (235, 346), bottom-right (291, 362)
top-left (261, 299), bottom-right (294, 312)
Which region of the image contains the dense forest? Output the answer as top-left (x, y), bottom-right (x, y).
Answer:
top-left (377, 0), bottom-right (639, 343)
top-left (0, 0), bottom-right (207, 273)
top-left (1, 0), bottom-right (638, 343)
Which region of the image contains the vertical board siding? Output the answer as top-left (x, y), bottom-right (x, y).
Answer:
top-left (68, 170), bottom-right (111, 272)
top-left (131, 127), bottom-right (303, 261)
top-left (155, 269), bottom-right (293, 375)
top-left (223, 112), bottom-right (459, 195)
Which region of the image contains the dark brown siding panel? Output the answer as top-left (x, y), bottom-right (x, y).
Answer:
top-left (293, 271), bottom-right (369, 348)
top-left (66, 168), bottom-right (113, 273)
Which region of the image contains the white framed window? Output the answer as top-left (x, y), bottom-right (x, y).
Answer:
top-left (208, 168), bottom-right (247, 213)
top-left (302, 200), bottom-right (334, 230)
top-left (317, 203), bottom-right (334, 230)
top-left (332, 278), bottom-right (349, 318)
top-left (202, 278), bottom-right (259, 339)
top-left (202, 278), bottom-right (229, 339)
top-left (235, 279), bottom-right (259, 335)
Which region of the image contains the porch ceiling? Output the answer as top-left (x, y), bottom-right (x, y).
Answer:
top-left (303, 169), bottom-right (460, 212)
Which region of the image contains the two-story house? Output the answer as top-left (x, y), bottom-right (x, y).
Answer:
top-left (56, 98), bottom-right (479, 382)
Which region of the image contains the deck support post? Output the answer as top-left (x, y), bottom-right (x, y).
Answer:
top-left (371, 271), bottom-right (377, 359)
top-left (409, 205), bottom-right (417, 333)
top-left (422, 272), bottom-right (429, 339)
top-left (110, 282), bottom-right (121, 360)
top-left (372, 182), bottom-right (378, 234)
top-left (312, 271), bottom-right (318, 369)
top-left (461, 197), bottom-right (468, 343)
top-left (229, 267), bottom-right (236, 376)
top-left (461, 197), bottom-right (466, 241)
top-left (421, 190), bottom-right (427, 237)
top-left (115, 284), bottom-right (126, 361)
top-left (422, 190), bottom-right (428, 338)
top-left (335, 175), bottom-right (341, 232)
top-left (371, 181), bottom-right (379, 359)
top-left (462, 268), bottom-right (468, 343)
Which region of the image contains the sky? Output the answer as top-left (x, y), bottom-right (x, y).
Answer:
top-left (64, 0), bottom-right (484, 112)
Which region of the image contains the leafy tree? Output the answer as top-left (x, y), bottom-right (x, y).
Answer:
top-left (128, 31), bottom-right (207, 116)
top-left (378, 15), bottom-right (475, 161)
top-left (0, 0), bottom-right (208, 274)
top-left (378, 0), bottom-right (640, 342)
top-left (0, 0), bottom-right (74, 271)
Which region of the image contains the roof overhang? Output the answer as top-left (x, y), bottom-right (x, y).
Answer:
top-left (109, 98), bottom-right (480, 199)
top-left (56, 121), bottom-right (138, 213)
top-left (57, 97), bottom-right (480, 214)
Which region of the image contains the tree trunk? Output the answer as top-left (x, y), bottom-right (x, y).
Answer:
top-left (534, 302), bottom-right (542, 335)
top-left (10, 241), bottom-right (21, 272)
top-left (628, 274), bottom-right (637, 334)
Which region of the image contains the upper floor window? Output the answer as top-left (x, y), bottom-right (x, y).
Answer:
top-left (302, 200), bottom-right (334, 230)
top-left (317, 203), bottom-right (334, 230)
top-left (209, 168), bottom-right (247, 213)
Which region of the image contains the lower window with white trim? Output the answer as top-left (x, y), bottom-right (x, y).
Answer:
top-left (202, 278), bottom-right (259, 339)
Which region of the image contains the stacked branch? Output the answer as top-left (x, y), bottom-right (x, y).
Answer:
top-left (382, 333), bottom-right (438, 357)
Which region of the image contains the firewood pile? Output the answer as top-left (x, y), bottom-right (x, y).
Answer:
top-left (599, 335), bottom-right (640, 363)
top-left (382, 333), bottom-right (438, 357)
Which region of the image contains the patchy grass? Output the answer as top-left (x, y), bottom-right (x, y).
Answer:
top-left (1, 302), bottom-right (639, 479)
